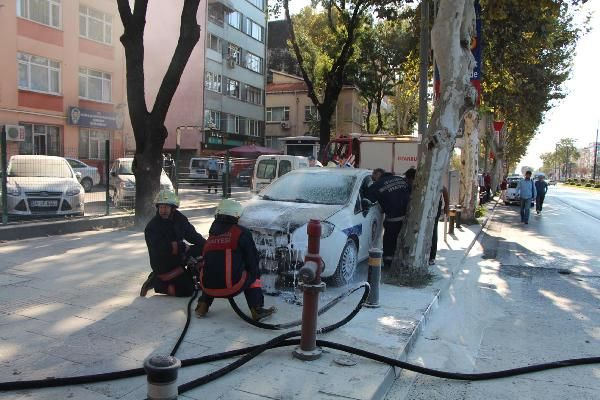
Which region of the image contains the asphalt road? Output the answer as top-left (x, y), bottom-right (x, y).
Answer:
top-left (385, 186), bottom-right (600, 400)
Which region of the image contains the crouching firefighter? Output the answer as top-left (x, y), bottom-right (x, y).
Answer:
top-left (141, 190), bottom-right (206, 297)
top-left (195, 199), bottom-right (276, 321)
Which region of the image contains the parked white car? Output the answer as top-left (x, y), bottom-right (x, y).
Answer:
top-left (65, 157), bottom-right (100, 192)
top-left (4, 155), bottom-right (85, 217)
top-left (108, 158), bottom-right (174, 207)
top-left (239, 168), bottom-right (383, 286)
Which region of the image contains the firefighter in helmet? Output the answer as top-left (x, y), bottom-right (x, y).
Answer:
top-left (195, 199), bottom-right (276, 321)
top-left (141, 190), bottom-right (205, 297)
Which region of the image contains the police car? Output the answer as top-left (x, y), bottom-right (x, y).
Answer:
top-left (239, 168), bottom-right (383, 286)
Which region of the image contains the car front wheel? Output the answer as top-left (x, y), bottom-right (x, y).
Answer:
top-left (81, 177), bottom-right (93, 192)
top-left (327, 239), bottom-right (358, 287)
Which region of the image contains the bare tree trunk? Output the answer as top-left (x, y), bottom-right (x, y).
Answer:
top-left (375, 93), bottom-right (384, 134)
top-left (459, 110), bottom-right (479, 222)
top-left (365, 100), bottom-right (373, 134)
top-left (392, 0), bottom-right (476, 283)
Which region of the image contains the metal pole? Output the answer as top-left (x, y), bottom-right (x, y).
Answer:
top-left (593, 127), bottom-right (598, 181)
top-left (175, 128), bottom-right (181, 195)
top-left (1, 126), bottom-right (8, 224)
top-left (417, 0), bottom-right (430, 138)
top-left (225, 147), bottom-right (230, 199)
top-left (105, 140), bottom-right (110, 216)
top-left (364, 248), bottom-right (382, 308)
top-left (144, 354), bottom-right (181, 400)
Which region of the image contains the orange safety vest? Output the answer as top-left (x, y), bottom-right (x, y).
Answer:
top-left (199, 225), bottom-right (248, 298)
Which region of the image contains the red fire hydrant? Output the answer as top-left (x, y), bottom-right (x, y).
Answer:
top-left (293, 219), bottom-right (325, 361)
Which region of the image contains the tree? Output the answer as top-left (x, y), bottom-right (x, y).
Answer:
top-left (117, 0), bottom-right (201, 226)
top-left (555, 137), bottom-right (580, 178)
top-left (391, 51), bottom-right (421, 135)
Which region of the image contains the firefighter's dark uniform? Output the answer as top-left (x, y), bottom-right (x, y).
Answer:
top-left (365, 172), bottom-right (411, 267)
top-left (144, 209), bottom-right (206, 296)
top-left (198, 216), bottom-right (265, 311)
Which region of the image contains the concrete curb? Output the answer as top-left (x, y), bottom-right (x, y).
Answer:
top-left (375, 199), bottom-right (499, 399)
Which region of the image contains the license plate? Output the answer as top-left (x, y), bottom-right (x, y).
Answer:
top-left (31, 200), bottom-right (58, 207)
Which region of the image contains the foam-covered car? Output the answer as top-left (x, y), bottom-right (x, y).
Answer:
top-left (239, 168), bottom-right (383, 285)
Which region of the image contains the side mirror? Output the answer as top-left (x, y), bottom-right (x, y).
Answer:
top-left (110, 171), bottom-right (116, 177)
top-left (75, 171), bottom-right (82, 182)
top-left (361, 198), bottom-right (373, 210)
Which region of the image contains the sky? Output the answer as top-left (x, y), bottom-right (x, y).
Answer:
top-left (281, 1), bottom-right (600, 171)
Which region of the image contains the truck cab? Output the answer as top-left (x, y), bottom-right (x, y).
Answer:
top-left (322, 133), bottom-right (420, 175)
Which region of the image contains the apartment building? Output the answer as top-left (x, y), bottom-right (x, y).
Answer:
top-left (0, 0), bottom-right (127, 173)
top-left (265, 70), bottom-right (364, 151)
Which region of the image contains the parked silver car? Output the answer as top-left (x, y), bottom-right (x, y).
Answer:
top-left (4, 155), bottom-right (85, 217)
top-left (108, 158), bottom-right (174, 207)
top-left (65, 157), bottom-right (100, 192)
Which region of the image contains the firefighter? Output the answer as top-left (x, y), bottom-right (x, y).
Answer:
top-left (195, 199), bottom-right (276, 321)
top-left (364, 168), bottom-right (412, 268)
top-left (141, 190), bottom-right (205, 297)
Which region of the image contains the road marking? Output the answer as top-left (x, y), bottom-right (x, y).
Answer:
top-left (552, 196), bottom-right (600, 222)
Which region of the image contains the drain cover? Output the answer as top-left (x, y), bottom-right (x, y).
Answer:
top-left (334, 356), bottom-right (357, 366)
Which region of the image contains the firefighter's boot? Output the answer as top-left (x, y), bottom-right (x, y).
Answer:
top-left (251, 306), bottom-right (276, 322)
top-left (140, 273), bottom-right (154, 297)
top-left (195, 301), bottom-right (209, 317)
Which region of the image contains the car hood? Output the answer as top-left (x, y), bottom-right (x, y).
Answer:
top-left (240, 199), bottom-right (344, 233)
top-left (8, 177), bottom-right (80, 192)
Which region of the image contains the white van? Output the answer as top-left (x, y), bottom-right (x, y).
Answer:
top-left (189, 157), bottom-right (220, 179)
top-left (252, 155), bottom-right (309, 193)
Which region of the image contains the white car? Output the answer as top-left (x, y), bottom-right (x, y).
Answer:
top-left (239, 168), bottom-right (383, 286)
top-left (505, 178), bottom-right (534, 206)
top-left (4, 155), bottom-right (85, 217)
top-left (108, 158), bottom-right (174, 207)
top-left (65, 157), bottom-right (100, 192)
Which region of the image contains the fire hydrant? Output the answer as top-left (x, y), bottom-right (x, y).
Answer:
top-left (293, 219), bottom-right (326, 361)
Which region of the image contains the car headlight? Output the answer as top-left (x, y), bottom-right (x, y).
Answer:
top-left (320, 221), bottom-right (336, 238)
top-left (7, 186), bottom-right (21, 196)
top-left (66, 187), bottom-right (81, 196)
top-left (121, 181), bottom-right (135, 189)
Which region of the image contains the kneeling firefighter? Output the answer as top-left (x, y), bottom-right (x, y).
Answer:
top-left (142, 190), bottom-right (205, 297)
top-left (195, 199), bottom-right (276, 321)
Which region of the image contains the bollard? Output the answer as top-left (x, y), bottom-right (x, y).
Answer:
top-left (456, 205), bottom-right (462, 228)
top-left (144, 354), bottom-right (181, 400)
top-left (293, 219), bottom-right (325, 361)
top-left (448, 209), bottom-right (456, 235)
top-left (364, 248), bottom-right (382, 308)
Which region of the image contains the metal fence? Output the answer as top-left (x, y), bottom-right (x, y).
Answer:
top-left (1, 134), bottom-right (257, 224)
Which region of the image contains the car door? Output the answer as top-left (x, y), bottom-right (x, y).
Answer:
top-left (109, 160), bottom-right (119, 191)
top-left (353, 175), bottom-right (382, 259)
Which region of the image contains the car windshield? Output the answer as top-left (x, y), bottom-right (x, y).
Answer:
top-left (118, 160), bottom-right (134, 175)
top-left (259, 172), bottom-right (356, 205)
top-left (8, 158), bottom-right (73, 178)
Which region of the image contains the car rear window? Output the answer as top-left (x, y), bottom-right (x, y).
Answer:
top-left (191, 159), bottom-right (209, 168)
top-left (256, 160), bottom-right (277, 179)
top-left (8, 158), bottom-right (72, 178)
top-left (509, 181), bottom-right (518, 188)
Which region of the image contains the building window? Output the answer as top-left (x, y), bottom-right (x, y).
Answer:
top-left (227, 79), bottom-right (240, 99)
top-left (78, 128), bottom-right (108, 160)
top-left (245, 52), bottom-right (263, 73)
top-left (18, 124), bottom-right (60, 155)
top-left (205, 110), bottom-right (221, 130)
top-left (247, 119), bottom-right (260, 137)
top-left (227, 43), bottom-right (241, 65)
top-left (207, 2), bottom-right (224, 25)
top-left (227, 10), bottom-right (242, 30)
top-left (79, 5), bottom-right (112, 45)
top-left (207, 33), bottom-right (221, 52)
top-left (244, 18), bottom-right (264, 42)
top-left (79, 67), bottom-right (111, 102)
top-left (245, 85), bottom-right (262, 105)
top-left (226, 115), bottom-right (242, 134)
top-left (246, 0), bottom-right (264, 10)
top-left (305, 105), bottom-right (319, 121)
top-left (17, 52), bottom-right (60, 95)
top-left (266, 107), bottom-right (289, 122)
top-left (17, 0), bottom-right (61, 28)
top-left (205, 72), bottom-right (221, 93)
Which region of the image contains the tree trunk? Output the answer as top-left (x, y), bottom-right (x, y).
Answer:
top-left (318, 109), bottom-right (333, 149)
top-left (365, 100), bottom-right (373, 134)
top-left (459, 110), bottom-right (479, 222)
top-left (375, 92), bottom-right (384, 134)
top-left (392, 0), bottom-right (476, 283)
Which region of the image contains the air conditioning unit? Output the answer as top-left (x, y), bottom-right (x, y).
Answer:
top-left (3, 124), bottom-right (25, 141)
top-left (226, 56), bottom-right (236, 68)
top-left (280, 122), bottom-right (290, 129)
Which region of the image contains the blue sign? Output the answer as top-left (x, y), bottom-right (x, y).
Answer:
top-left (68, 107), bottom-right (124, 130)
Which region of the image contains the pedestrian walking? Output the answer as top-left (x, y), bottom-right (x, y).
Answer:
top-left (364, 168), bottom-right (413, 268)
top-left (484, 173), bottom-right (492, 202)
top-left (141, 190), bottom-right (206, 297)
top-left (207, 158), bottom-right (219, 194)
top-left (195, 199), bottom-right (276, 321)
top-left (517, 171), bottom-right (536, 224)
top-left (429, 186), bottom-right (449, 265)
top-left (535, 175), bottom-right (548, 214)
top-left (500, 176), bottom-right (508, 201)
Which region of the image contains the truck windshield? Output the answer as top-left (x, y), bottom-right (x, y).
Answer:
top-left (325, 142), bottom-right (349, 164)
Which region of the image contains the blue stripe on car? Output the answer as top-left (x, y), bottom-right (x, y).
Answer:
top-left (342, 223), bottom-right (362, 237)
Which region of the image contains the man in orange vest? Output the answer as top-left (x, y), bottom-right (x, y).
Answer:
top-left (195, 199), bottom-right (276, 321)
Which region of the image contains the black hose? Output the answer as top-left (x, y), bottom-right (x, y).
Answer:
top-left (228, 282), bottom-right (370, 330)
top-left (170, 289), bottom-right (199, 356)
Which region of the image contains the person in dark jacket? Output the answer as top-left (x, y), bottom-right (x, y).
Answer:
top-left (141, 190), bottom-right (206, 297)
top-left (195, 199), bottom-right (276, 321)
top-left (534, 175), bottom-right (548, 214)
top-left (364, 168), bottom-right (413, 268)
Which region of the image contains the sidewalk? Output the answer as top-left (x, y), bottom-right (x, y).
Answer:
top-left (0, 201), bottom-right (496, 400)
